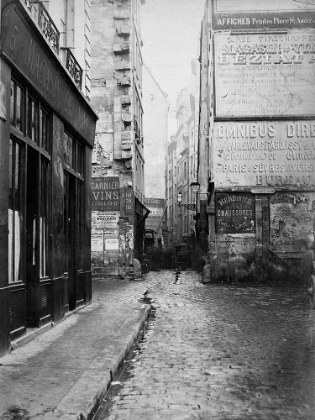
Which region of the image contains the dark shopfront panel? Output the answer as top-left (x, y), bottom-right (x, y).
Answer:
top-left (0, 2), bottom-right (97, 355)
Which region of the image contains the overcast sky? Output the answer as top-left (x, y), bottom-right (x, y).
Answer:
top-left (141, 0), bottom-right (205, 134)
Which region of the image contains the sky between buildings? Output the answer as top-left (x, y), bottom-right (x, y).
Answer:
top-left (141, 0), bottom-right (205, 136)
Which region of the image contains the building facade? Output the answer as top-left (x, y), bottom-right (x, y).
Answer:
top-left (199, 0), bottom-right (315, 283)
top-left (0, 0), bottom-right (97, 356)
top-left (143, 65), bottom-right (169, 247)
top-left (90, 0), bottom-right (148, 278)
top-left (167, 60), bottom-right (199, 248)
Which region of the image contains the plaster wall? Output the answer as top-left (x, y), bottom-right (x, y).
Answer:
top-left (143, 65), bottom-right (168, 200)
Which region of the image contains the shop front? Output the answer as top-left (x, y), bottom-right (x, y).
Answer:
top-left (0, 1), bottom-right (97, 356)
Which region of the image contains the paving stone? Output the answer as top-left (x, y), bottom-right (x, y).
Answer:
top-left (94, 269), bottom-right (315, 420)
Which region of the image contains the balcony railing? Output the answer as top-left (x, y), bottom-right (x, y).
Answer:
top-left (63, 48), bottom-right (83, 89)
top-left (37, 2), bottom-right (60, 54)
top-left (24, 0), bottom-right (34, 11)
top-left (21, 1), bottom-right (83, 90)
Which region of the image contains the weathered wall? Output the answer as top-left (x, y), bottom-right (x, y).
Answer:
top-left (90, 0), bottom-right (144, 277)
top-left (204, 1), bottom-right (315, 283)
top-left (143, 65), bottom-right (168, 200)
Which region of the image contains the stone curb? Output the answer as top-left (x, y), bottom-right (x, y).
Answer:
top-left (57, 303), bottom-right (151, 420)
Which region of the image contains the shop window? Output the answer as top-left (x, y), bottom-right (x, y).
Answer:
top-left (63, 131), bottom-right (73, 168)
top-left (10, 80), bottom-right (25, 132)
top-left (8, 139), bottom-right (25, 282)
top-left (76, 181), bottom-right (84, 266)
top-left (63, 131), bottom-right (84, 176)
top-left (40, 158), bottom-right (49, 278)
top-left (28, 95), bottom-right (39, 144)
top-left (40, 108), bottom-right (51, 153)
top-left (76, 142), bottom-right (84, 176)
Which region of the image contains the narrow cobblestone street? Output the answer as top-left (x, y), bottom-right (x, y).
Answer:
top-left (95, 270), bottom-right (315, 420)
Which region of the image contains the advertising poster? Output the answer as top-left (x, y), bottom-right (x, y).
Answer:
top-left (213, 121), bottom-right (315, 189)
top-left (214, 32), bottom-right (315, 118)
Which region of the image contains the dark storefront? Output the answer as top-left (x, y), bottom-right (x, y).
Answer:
top-left (0, 1), bottom-right (97, 356)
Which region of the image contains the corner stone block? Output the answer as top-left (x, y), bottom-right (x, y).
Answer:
top-left (113, 42), bottom-right (130, 53)
top-left (120, 76), bottom-right (131, 86)
top-left (117, 23), bottom-right (131, 35)
top-left (122, 139), bottom-right (133, 150)
top-left (121, 95), bottom-right (131, 105)
top-left (122, 113), bottom-right (132, 123)
top-left (122, 150), bottom-right (133, 159)
top-left (114, 9), bottom-right (131, 19)
top-left (121, 131), bottom-right (134, 141)
top-left (114, 61), bottom-right (131, 71)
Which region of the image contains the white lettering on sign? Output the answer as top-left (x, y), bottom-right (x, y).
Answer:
top-left (213, 121), bottom-right (315, 188)
top-left (214, 32), bottom-right (315, 117)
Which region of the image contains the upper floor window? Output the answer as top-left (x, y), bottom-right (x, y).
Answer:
top-left (28, 95), bottom-right (39, 144)
top-left (64, 131), bottom-right (84, 177)
top-left (10, 80), bottom-right (25, 132)
top-left (11, 79), bottom-right (52, 154)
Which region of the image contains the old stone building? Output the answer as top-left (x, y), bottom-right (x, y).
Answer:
top-left (0, 0), bottom-right (97, 355)
top-left (143, 64), bottom-right (169, 248)
top-left (167, 60), bottom-right (200, 247)
top-left (90, 0), bottom-right (148, 278)
top-left (199, 0), bottom-right (315, 283)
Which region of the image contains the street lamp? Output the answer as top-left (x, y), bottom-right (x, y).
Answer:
top-left (177, 190), bottom-right (196, 211)
top-left (177, 191), bottom-right (182, 206)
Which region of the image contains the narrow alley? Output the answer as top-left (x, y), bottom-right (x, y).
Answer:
top-left (95, 270), bottom-right (315, 420)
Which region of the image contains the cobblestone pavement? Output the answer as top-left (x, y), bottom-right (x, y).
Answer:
top-left (94, 269), bottom-right (315, 420)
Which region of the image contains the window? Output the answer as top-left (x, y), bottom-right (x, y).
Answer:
top-left (64, 131), bottom-right (84, 174)
top-left (10, 80), bottom-right (25, 132)
top-left (184, 161), bottom-right (187, 179)
top-left (28, 95), bottom-right (39, 143)
top-left (40, 158), bottom-right (49, 277)
top-left (64, 131), bottom-right (73, 168)
top-left (10, 77), bottom-right (52, 283)
top-left (8, 139), bottom-right (25, 282)
top-left (40, 108), bottom-right (51, 152)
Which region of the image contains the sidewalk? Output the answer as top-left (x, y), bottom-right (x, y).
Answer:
top-left (0, 278), bottom-right (150, 420)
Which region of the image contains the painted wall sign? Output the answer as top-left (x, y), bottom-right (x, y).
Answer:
top-left (213, 11), bottom-right (315, 30)
top-left (213, 121), bottom-right (315, 189)
top-left (2, 5), bottom-right (97, 144)
top-left (105, 239), bottom-right (119, 251)
top-left (215, 193), bottom-right (255, 234)
top-left (91, 177), bottom-right (120, 211)
top-left (144, 198), bottom-right (166, 231)
top-left (214, 32), bottom-right (315, 118)
top-left (91, 231), bottom-right (103, 252)
top-left (92, 211), bottom-right (119, 228)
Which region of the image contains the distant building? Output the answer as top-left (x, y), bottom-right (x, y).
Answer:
top-left (167, 60), bottom-right (199, 247)
top-left (0, 0), bottom-right (97, 356)
top-left (90, 0), bottom-right (148, 278)
top-left (198, 0), bottom-right (315, 283)
top-left (143, 65), bottom-right (169, 247)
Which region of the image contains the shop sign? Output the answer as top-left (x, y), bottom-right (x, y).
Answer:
top-left (213, 121), bottom-right (315, 189)
top-left (213, 12), bottom-right (315, 30)
top-left (2, 6), bottom-right (96, 144)
top-left (91, 177), bottom-right (120, 211)
top-left (91, 231), bottom-right (103, 252)
top-left (214, 32), bottom-right (315, 118)
top-left (105, 239), bottom-right (119, 251)
top-left (92, 212), bottom-right (119, 228)
top-left (213, 0), bottom-right (315, 30)
top-left (216, 193), bottom-right (255, 234)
